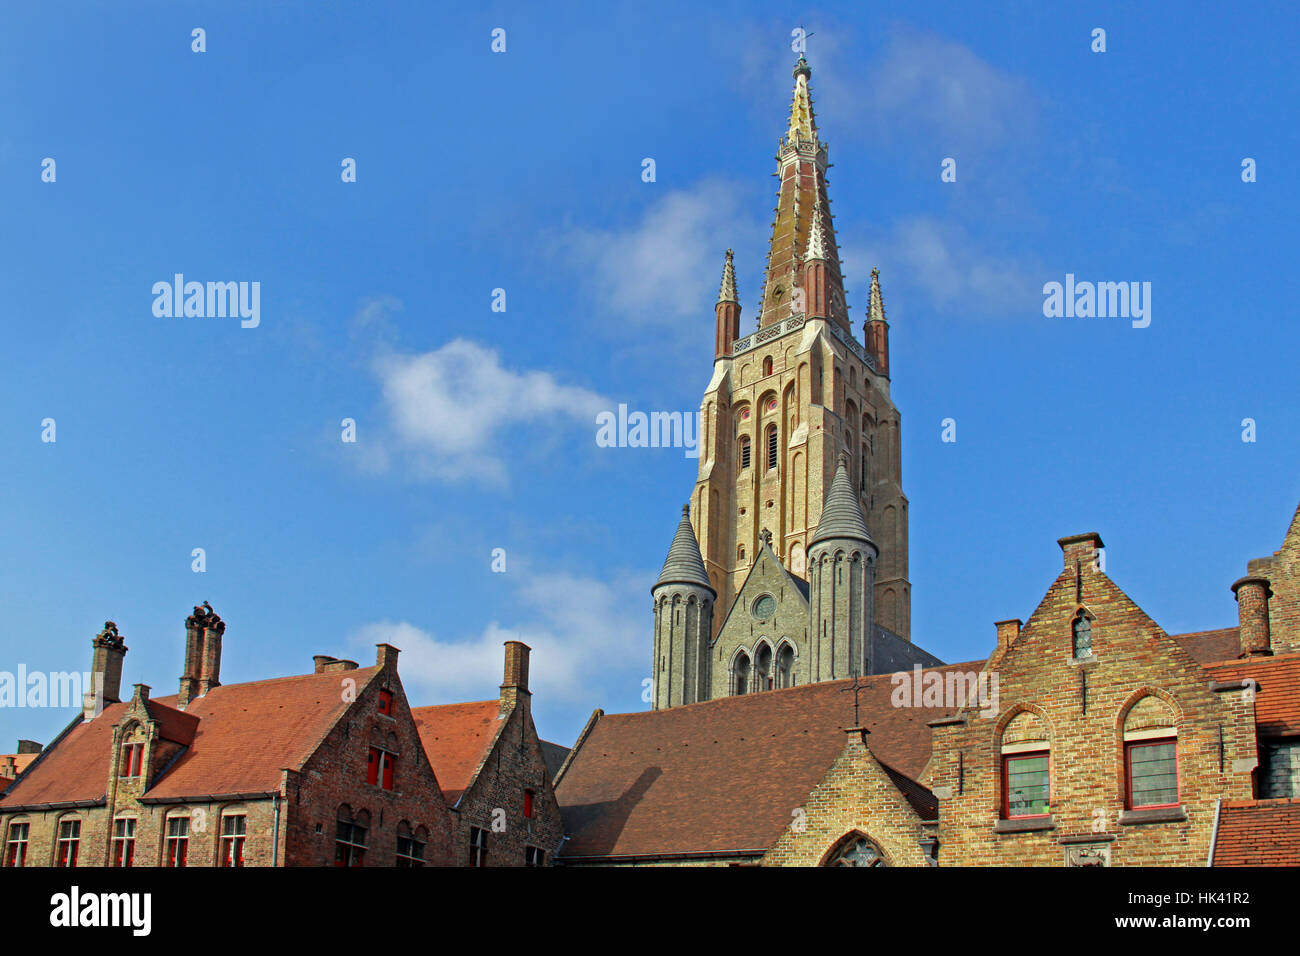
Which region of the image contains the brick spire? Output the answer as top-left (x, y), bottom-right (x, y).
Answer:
top-left (865, 268), bottom-right (891, 377)
top-left (758, 57), bottom-right (850, 333)
top-left (714, 249), bottom-right (741, 359)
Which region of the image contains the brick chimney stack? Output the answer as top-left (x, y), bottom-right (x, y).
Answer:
top-left (995, 619), bottom-right (1022, 653)
top-left (500, 641), bottom-right (531, 716)
top-left (1232, 576), bottom-right (1273, 657)
top-left (16, 740), bottom-right (42, 755)
top-left (179, 602), bottom-right (224, 708)
top-left (89, 621), bottom-right (127, 714)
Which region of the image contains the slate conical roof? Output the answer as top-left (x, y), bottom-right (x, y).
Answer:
top-left (810, 457), bottom-right (874, 547)
top-left (655, 505), bottom-right (713, 592)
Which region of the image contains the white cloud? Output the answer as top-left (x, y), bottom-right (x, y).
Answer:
top-left (843, 216), bottom-right (1039, 318)
top-left (370, 337), bottom-right (609, 483)
top-left (735, 23), bottom-right (1039, 156)
top-left (559, 179), bottom-right (760, 325)
top-left (351, 568), bottom-right (648, 711)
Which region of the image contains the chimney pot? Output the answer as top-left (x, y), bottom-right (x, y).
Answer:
top-left (1231, 576), bottom-right (1273, 657)
top-left (500, 642), bottom-right (531, 715)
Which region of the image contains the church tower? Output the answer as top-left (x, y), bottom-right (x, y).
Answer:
top-left (692, 57), bottom-right (911, 645)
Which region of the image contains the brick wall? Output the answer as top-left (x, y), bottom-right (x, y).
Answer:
top-left (930, 537), bottom-right (1257, 866)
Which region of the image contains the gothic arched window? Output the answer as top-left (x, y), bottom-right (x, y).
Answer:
top-left (824, 834), bottom-right (888, 867)
top-left (755, 643), bottom-right (773, 691)
top-left (1072, 611), bottom-right (1093, 660)
top-left (763, 356), bottom-right (773, 376)
top-left (733, 653), bottom-right (751, 696)
top-left (776, 643), bottom-right (795, 688)
top-left (765, 425), bottom-right (778, 470)
top-left (738, 435), bottom-right (751, 469)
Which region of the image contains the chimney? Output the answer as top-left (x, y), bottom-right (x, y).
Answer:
top-left (995, 619), bottom-right (1022, 653)
top-left (90, 621), bottom-right (128, 707)
top-left (1232, 576), bottom-right (1273, 657)
top-left (198, 608), bottom-right (225, 696)
top-left (314, 654), bottom-right (360, 674)
top-left (500, 641), bottom-right (531, 715)
top-left (375, 644), bottom-right (400, 671)
top-left (179, 602), bottom-right (223, 707)
top-left (16, 740), bottom-right (42, 755)
top-left (1058, 532), bottom-right (1104, 570)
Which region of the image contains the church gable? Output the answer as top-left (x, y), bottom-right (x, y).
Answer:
top-left (762, 728), bottom-right (936, 867)
top-left (712, 538), bottom-right (810, 698)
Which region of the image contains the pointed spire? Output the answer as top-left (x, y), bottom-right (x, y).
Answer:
top-left (868, 267), bottom-right (887, 324)
top-left (787, 57), bottom-right (818, 144)
top-left (655, 504), bottom-right (713, 591)
top-left (810, 456), bottom-right (873, 546)
top-left (804, 189), bottom-right (829, 262)
top-left (717, 249), bottom-right (738, 304)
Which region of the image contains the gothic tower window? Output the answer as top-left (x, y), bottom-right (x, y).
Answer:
top-left (776, 643), bottom-right (795, 688)
top-left (739, 435), bottom-right (751, 469)
top-left (755, 643), bottom-right (773, 691)
top-left (1072, 611), bottom-right (1093, 659)
top-left (763, 356), bottom-right (773, 376)
top-left (733, 652), bottom-right (751, 696)
top-left (766, 424), bottom-right (778, 470)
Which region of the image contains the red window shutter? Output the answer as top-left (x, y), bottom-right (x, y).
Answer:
top-left (382, 753), bottom-right (394, 790)
top-left (524, 789), bottom-right (534, 818)
top-left (378, 690), bottom-right (392, 714)
top-left (366, 748), bottom-right (379, 785)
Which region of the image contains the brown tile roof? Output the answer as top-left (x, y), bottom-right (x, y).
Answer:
top-left (1173, 628), bottom-right (1241, 665)
top-left (0, 707), bottom-right (124, 806)
top-left (1205, 652), bottom-right (1300, 735)
top-left (1213, 798), bottom-right (1300, 866)
top-left (555, 666), bottom-right (977, 860)
top-left (0, 667), bottom-right (380, 809)
top-left (410, 700), bottom-right (502, 805)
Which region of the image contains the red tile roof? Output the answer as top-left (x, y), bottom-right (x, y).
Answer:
top-left (410, 700), bottom-right (502, 805)
top-left (1173, 628), bottom-right (1241, 665)
top-left (0, 667), bottom-right (380, 808)
top-left (1204, 653), bottom-right (1300, 735)
top-left (555, 666), bottom-right (977, 860)
top-left (1213, 798), bottom-right (1300, 866)
top-left (0, 707), bottom-right (124, 806)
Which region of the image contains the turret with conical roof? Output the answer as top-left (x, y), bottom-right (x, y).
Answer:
top-left (807, 457), bottom-right (880, 679)
top-left (865, 267), bottom-right (891, 377)
top-left (651, 505), bottom-right (715, 709)
top-left (714, 249), bottom-right (741, 360)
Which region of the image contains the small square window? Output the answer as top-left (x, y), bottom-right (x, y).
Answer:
top-left (377, 689), bottom-right (393, 715)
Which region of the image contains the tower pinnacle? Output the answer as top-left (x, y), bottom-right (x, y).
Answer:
top-left (718, 249), bottom-right (738, 304)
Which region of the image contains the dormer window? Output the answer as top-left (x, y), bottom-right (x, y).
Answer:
top-left (119, 742), bottom-right (144, 779)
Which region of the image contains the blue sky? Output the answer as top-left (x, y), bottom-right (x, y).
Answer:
top-left (1, 1), bottom-right (1297, 751)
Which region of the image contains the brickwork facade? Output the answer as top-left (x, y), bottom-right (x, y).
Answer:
top-left (929, 534), bottom-right (1257, 866)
